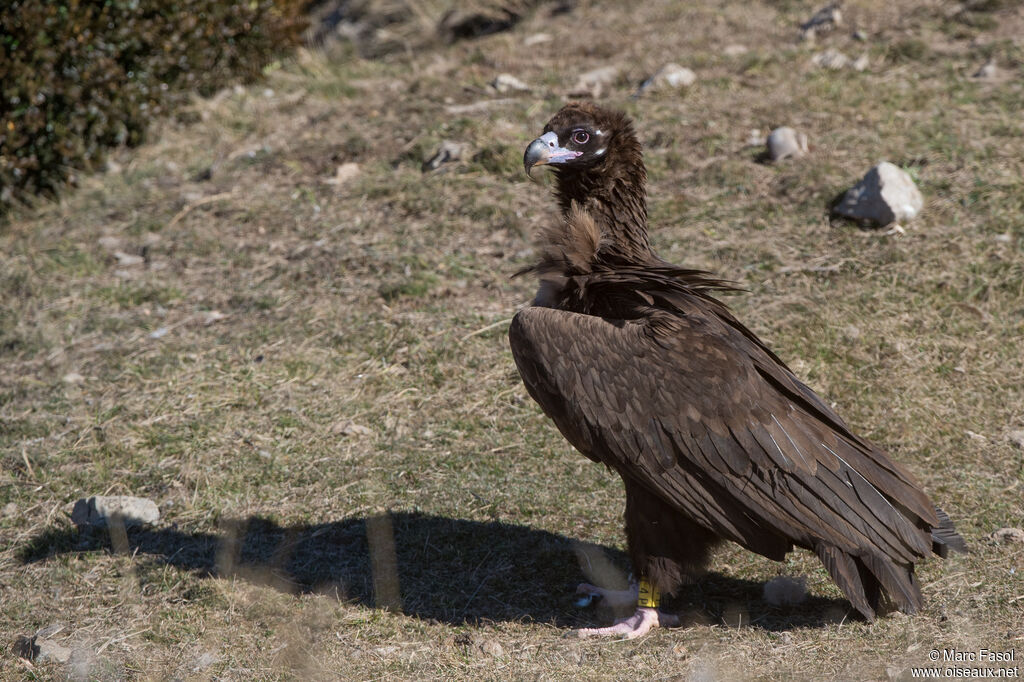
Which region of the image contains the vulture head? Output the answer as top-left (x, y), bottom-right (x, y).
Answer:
top-left (524, 102), bottom-right (651, 264)
top-left (523, 102), bottom-right (640, 177)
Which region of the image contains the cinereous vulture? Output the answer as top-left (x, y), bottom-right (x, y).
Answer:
top-left (510, 102), bottom-right (966, 638)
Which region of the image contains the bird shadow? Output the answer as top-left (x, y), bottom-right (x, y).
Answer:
top-left (19, 511), bottom-right (853, 630)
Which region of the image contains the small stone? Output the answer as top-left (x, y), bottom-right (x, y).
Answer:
top-left (70, 495), bottom-right (160, 528)
top-left (766, 126), bottom-right (808, 161)
top-left (763, 576), bottom-right (808, 606)
top-left (972, 61), bottom-right (999, 81)
top-left (842, 325), bottom-right (861, 341)
top-left (637, 63), bottom-right (697, 95)
top-left (422, 141), bottom-right (466, 172)
top-left (12, 636), bottom-right (72, 664)
top-left (479, 639), bottom-right (504, 657)
top-left (491, 73), bottom-right (530, 93)
top-left (990, 527), bottom-right (1024, 544)
top-left (333, 422), bottom-right (372, 436)
top-left (569, 65), bottom-right (618, 98)
top-left (833, 162), bottom-right (924, 226)
top-left (2, 502), bottom-right (16, 517)
top-left (202, 310), bottom-right (227, 325)
top-left (1008, 431), bottom-right (1024, 450)
top-left (62, 372), bottom-right (84, 384)
top-left (523, 33), bottom-right (551, 46)
top-left (149, 326), bottom-right (170, 339)
top-left (97, 236), bottom-right (122, 252)
top-left (325, 162), bottom-right (360, 186)
top-left (812, 49), bottom-right (850, 70)
top-left (113, 251), bottom-right (144, 267)
top-left (723, 44), bottom-right (748, 56)
top-left (35, 639), bottom-right (72, 664)
top-left (852, 54), bottom-right (870, 71)
top-left (853, 29), bottom-right (868, 41)
top-left (746, 129), bottom-right (767, 148)
top-left (801, 2), bottom-right (842, 41)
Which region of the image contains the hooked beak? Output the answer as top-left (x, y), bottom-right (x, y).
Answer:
top-left (524, 131), bottom-right (582, 177)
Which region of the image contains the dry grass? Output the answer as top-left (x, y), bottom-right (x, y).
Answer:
top-left (2, 0), bottom-right (1023, 679)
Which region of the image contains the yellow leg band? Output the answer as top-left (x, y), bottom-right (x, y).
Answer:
top-left (637, 577), bottom-right (660, 608)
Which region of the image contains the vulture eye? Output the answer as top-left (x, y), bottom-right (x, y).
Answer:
top-left (571, 130), bottom-right (590, 145)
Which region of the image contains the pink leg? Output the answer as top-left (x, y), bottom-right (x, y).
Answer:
top-left (576, 607), bottom-right (680, 639)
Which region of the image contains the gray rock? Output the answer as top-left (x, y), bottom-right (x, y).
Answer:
top-left (972, 61), bottom-right (999, 81)
top-left (1008, 430), bottom-right (1024, 450)
top-left (71, 495), bottom-right (160, 528)
top-left (491, 73), bottom-right (530, 93)
top-left (36, 639), bottom-right (72, 664)
top-left (12, 635), bottom-right (72, 664)
top-left (638, 63), bottom-right (696, 94)
top-left (833, 162), bottom-right (924, 226)
top-left (801, 2), bottom-right (842, 41)
top-left (569, 65), bottom-right (618, 98)
top-left (990, 527), bottom-right (1024, 544)
top-left (766, 126), bottom-right (808, 161)
top-left (2, 501), bottom-right (16, 517)
top-left (422, 141), bottom-right (466, 172)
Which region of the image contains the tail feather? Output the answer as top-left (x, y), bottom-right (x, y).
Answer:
top-left (815, 543), bottom-right (875, 621)
top-left (816, 543), bottom-right (927, 620)
top-left (860, 553), bottom-right (923, 616)
top-left (931, 506), bottom-right (968, 558)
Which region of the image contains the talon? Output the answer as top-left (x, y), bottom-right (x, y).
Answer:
top-left (575, 606), bottom-right (675, 639)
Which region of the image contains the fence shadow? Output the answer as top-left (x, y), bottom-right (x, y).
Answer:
top-left (21, 512), bottom-right (853, 629)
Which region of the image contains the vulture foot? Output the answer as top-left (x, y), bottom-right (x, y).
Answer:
top-left (573, 582), bottom-right (638, 609)
top-left (576, 607), bottom-right (679, 639)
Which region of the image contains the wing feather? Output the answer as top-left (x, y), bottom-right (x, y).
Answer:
top-left (509, 304), bottom-right (941, 568)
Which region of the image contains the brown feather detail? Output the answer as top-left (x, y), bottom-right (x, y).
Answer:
top-left (816, 544), bottom-right (876, 621)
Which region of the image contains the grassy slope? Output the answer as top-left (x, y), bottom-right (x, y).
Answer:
top-left (2, 0), bottom-right (1023, 679)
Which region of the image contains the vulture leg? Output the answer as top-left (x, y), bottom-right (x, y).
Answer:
top-left (575, 479), bottom-right (721, 638)
top-left (623, 478), bottom-right (721, 598)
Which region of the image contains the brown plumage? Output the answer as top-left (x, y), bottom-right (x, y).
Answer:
top-left (512, 103), bottom-right (965, 633)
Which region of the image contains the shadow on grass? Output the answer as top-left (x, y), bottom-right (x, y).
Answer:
top-left (19, 512), bottom-right (853, 629)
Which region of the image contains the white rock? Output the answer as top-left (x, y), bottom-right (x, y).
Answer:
top-left (569, 65), bottom-right (618, 98)
top-left (746, 129), bottom-right (767, 147)
top-left (766, 126), bottom-right (808, 161)
top-left (723, 44), bottom-right (748, 56)
top-left (990, 527), bottom-right (1024, 544)
top-left (71, 495), bottom-right (160, 528)
top-left (324, 162), bottom-right (360, 186)
top-left (2, 502), bottom-right (16, 517)
top-left (523, 33), bottom-right (551, 47)
top-left (113, 251), bottom-right (144, 267)
top-left (763, 576), bottom-right (808, 606)
top-left (1008, 430), bottom-right (1024, 450)
top-left (62, 372), bottom-right (84, 384)
top-left (972, 61), bottom-right (999, 80)
top-left (812, 49), bottom-right (850, 70)
top-left (638, 63), bottom-right (697, 94)
top-left (491, 73), bottom-right (530, 93)
top-left (833, 162), bottom-right (924, 226)
top-left (852, 54), bottom-right (870, 71)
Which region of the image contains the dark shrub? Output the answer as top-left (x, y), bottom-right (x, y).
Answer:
top-left (0, 0), bottom-right (307, 211)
